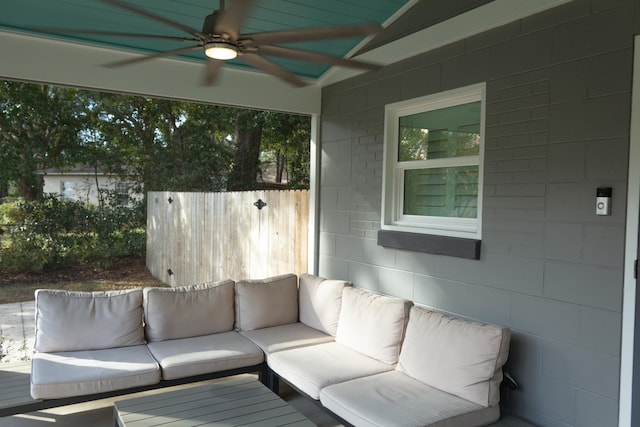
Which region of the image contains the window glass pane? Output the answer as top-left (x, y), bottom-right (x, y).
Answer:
top-left (398, 101), bottom-right (481, 162)
top-left (403, 166), bottom-right (478, 218)
top-left (116, 182), bottom-right (129, 206)
top-left (61, 181), bottom-right (74, 201)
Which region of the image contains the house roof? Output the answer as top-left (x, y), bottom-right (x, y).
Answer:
top-left (0, 0), bottom-right (569, 113)
top-left (37, 165), bottom-right (115, 176)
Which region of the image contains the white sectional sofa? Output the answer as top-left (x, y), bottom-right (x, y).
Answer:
top-left (26, 272), bottom-right (511, 427)
top-left (30, 279), bottom-right (265, 400)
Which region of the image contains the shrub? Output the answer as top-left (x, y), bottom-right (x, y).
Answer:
top-left (0, 195), bottom-right (146, 272)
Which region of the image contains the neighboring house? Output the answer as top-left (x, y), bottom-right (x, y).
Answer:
top-left (38, 165), bottom-right (137, 206)
top-left (4, 1), bottom-right (640, 426)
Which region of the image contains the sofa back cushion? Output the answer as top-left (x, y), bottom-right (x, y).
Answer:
top-left (398, 306), bottom-right (511, 407)
top-left (34, 289), bottom-right (145, 353)
top-left (235, 274), bottom-right (298, 331)
top-left (143, 280), bottom-right (235, 342)
top-left (336, 287), bottom-right (411, 365)
top-left (298, 274), bottom-right (351, 336)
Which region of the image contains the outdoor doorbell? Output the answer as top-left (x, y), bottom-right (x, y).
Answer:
top-left (596, 187), bottom-right (612, 216)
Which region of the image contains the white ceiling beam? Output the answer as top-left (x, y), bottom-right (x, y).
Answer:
top-left (0, 30), bottom-right (321, 114)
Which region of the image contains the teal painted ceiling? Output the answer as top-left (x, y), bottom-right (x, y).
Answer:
top-left (0, 0), bottom-right (410, 80)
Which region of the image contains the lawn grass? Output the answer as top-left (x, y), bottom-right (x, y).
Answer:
top-left (0, 256), bottom-right (166, 304)
top-left (0, 281), bottom-right (162, 304)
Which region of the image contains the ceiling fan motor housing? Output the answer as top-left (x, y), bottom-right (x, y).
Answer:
top-left (202, 12), bottom-right (219, 36)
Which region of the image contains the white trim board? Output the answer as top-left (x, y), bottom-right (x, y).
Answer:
top-left (620, 34), bottom-right (640, 427)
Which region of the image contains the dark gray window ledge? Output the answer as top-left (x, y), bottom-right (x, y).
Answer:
top-left (377, 229), bottom-right (481, 260)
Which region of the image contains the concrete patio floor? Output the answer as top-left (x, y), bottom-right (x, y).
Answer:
top-left (0, 301), bottom-right (35, 364)
top-left (0, 301), bottom-right (532, 426)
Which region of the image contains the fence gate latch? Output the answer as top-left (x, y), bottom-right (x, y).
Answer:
top-left (254, 199), bottom-right (267, 210)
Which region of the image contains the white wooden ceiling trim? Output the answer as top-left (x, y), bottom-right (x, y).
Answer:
top-left (0, 30), bottom-right (322, 114)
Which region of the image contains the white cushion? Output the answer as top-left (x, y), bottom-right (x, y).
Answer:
top-left (240, 322), bottom-right (334, 355)
top-left (30, 345), bottom-right (160, 399)
top-left (146, 331), bottom-right (264, 380)
top-left (398, 306), bottom-right (511, 407)
top-left (267, 342), bottom-right (394, 400)
top-left (298, 274), bottom-right (351, 336)
top-left (34, 289), bottom-right (144, 352)
top-left (320, 371), bottom-right (500, 427)
top-left (336, 287), bottom-right (412, 364)
top-left (143, 280), bottom-right (235, 342)
top-left (235, 274), bottom-right (298, 331)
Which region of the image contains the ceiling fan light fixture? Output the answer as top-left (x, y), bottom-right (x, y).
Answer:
top-left (205, 41), bottom-right (238, 60)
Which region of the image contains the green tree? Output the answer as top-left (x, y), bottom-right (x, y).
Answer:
top-left (0, 81), bottom-right (87, 200)
top-left (0, 81), bottom-right (311, 200)
top-left (92, 94), bottom-right (237, 194)
top-left (227, 110), bottom-right (264, 191)
top-left (261, 113), bottom-right (310, 188)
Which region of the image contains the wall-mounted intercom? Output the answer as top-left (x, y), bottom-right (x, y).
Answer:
top-left (596, 187), bottom-right (612, 216)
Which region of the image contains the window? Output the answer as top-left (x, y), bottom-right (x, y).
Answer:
top-left (116, 182), bottom-right (129, 206)
top-left (60, 181), bottom-right (74, 201)
top-left (382, 83), bottom-right (485, 240)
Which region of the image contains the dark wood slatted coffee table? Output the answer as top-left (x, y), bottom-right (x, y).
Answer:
top-left (114, 375), bottom-right (315, 427)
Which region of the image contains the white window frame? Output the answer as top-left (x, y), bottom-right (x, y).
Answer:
top-left (115, 181), bottom-right (129, 206)
top-left (381, 83), bottom-right (486, 239)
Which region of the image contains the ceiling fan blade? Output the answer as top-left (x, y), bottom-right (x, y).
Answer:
top-left (257, 45), bottom-right (380, 71)
top-left (105, 44), bottom-right (202, 68)
top-left (100, 0), bottom-right (206, 40)
top-left (33, 27), bottom-right (199, 43)
top-left (243, 23), bottom-right (383, 46)
top-left (239, 53), bottom-right (307, 87)
top-left (203, 57), bottom-right (224, 86)
top-left (214, 0), bottom-right (253, 41)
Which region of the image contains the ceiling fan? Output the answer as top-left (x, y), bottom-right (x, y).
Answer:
top-left (37, 0), bottom-right (384, 87)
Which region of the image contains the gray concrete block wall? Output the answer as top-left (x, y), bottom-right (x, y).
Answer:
top-left (318, 1), bottom-right (636, 425)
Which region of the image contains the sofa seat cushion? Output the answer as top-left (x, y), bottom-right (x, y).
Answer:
top-left (398, 307), bottom-right (511, 407)
top-left (34, 289), bottom-right (145, 353)
top-left (320, 371), bottom-right (500, 427)
top-left (143, 280), bottom-right (235, 342)
top-left (30, 345), bottom-right (160, 399)
top-left (298, 274), bottom-right (351, 336)
top-left (146, 331), bottom-right (264, 380)
top-left (336, 287), bottom-right (412, 365)
top-left (240, 322), bottom-right (334, 355)
top-left (267, 342), bottom-right (394, 400)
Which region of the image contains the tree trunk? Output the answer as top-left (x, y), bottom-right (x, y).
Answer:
top-left (0, 181), bottom-right (7, 199)
top-left (275, 150), bottom-right (284, 183)
top-left (227, 111), bottom-right (263, 191)
top-left (16, 175), bottom-right (43, 201)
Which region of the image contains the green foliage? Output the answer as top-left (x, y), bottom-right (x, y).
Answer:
top-left (92, 93), bottom-right (237, 194)
top-left (0, 81), bottom-right (88, 200)
top-left (0, 200), bottom-right (22, 224)
top-left (0, 196), bottom-right (146, 273)
top-left (260, 113), bottom-right (310, 189)
top-left (1, 81), bottom-right (310, 199)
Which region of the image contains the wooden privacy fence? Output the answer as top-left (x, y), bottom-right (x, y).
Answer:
top-left (147, 190), bottom-right (309, 286)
